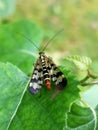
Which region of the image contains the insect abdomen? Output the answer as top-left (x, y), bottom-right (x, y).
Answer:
top-left (40, 53), bottom-right (51, 90)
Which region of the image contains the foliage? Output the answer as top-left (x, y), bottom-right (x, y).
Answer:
top-left (0, 1), bottom-right (98, 130)
top-left (0, 62), bottom-right (28, 130)
top-left (66, 55), bottom-right (92, 71)
top-left (0, 20), bottom-right (98, 130)
top-left (64, 101), bottom-right (96, 130)
top-left (0, 19), bottom-right (43, 74)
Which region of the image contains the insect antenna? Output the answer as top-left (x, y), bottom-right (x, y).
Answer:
top-left (41, 29), bottom-right (64, 52)
top-left (7, 29), bottom-right (64, 53)
top-left (15, 32), bottom-right (40, 51)
top-left (4, 27), bottom-right (40, 53)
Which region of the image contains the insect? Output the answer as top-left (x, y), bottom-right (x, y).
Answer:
top-left (29, 30), bottom-right (67, 94)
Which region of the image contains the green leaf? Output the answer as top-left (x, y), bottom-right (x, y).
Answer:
top-left (64, 101), bottom-right (96, 130)
top-left (1, 61), bottom-right (96, 130)
top-left (0, 19), bottom-right (44, 73)
top-left (66, 55), bottom-right (92, 71)
top-left (8, 70), bottom-right (80, 130)
top-left (0, 62), bottom-right (28, 130)
top-left (0, 0), bottom-right (16, 18)
top-left (95, 105), bottom-right (98, 130)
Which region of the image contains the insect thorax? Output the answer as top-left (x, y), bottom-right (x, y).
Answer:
top-left (39, 52), bottom-right (50, 79)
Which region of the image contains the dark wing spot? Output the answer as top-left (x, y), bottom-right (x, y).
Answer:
top-left (57, 77), bottom-right (67, 90)
top-left (30, 78), bottom-right (38, 83)
top-left (56, 71), bottom-right (63, 78)
top-left (38, 68), bottom-right (43, 72)
top-left (38, 77), bottom-right (42, 81)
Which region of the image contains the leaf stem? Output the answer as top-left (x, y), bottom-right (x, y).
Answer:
top-left (81, 81), bottom-right (98, 86)
top-left (88, 70), bottom-right (98, 79)
top-left (80, 70), bottom-right (98, 86)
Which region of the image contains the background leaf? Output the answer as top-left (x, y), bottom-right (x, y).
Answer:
top-left (0, 19), bottom-right (44, 74)
top-left (66, 55), bottom-right (92, 71)
top-left (0, 62), bottom-right (28, 130)
top-left (95, 105), bottom-right (98, 130)
top-left (64, 101), bottom-right (96, 130)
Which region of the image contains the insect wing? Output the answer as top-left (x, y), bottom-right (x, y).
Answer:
top-left (48, 58), bottom-right (67, 90)
top-left (29, 59), bottom-right (43, 94)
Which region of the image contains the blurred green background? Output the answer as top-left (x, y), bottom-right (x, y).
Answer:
top-left (0, 0), bottom-right (98, 107)
top-left (0, 0), bottom-right (98, 69)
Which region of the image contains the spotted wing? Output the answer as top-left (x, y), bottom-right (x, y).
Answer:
top-left (29, 58), bottom-right (43, 94)
top-left (48, 58), bottom-right (67, 90)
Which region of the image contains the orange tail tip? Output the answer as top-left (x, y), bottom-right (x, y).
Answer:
top-left (45, 80), bottom-right (51, 90)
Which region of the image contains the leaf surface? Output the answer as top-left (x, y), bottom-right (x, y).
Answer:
top-left (0, 19), bottom-right (43, 74)
top-left (0, 62), bottom-right (28, 130)
top-left (66, 55), bottom-right (92, 70)
top-left (8, 70), bottom-right (80, 130)
top-left (64, 101), bottom-right (96, 130)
